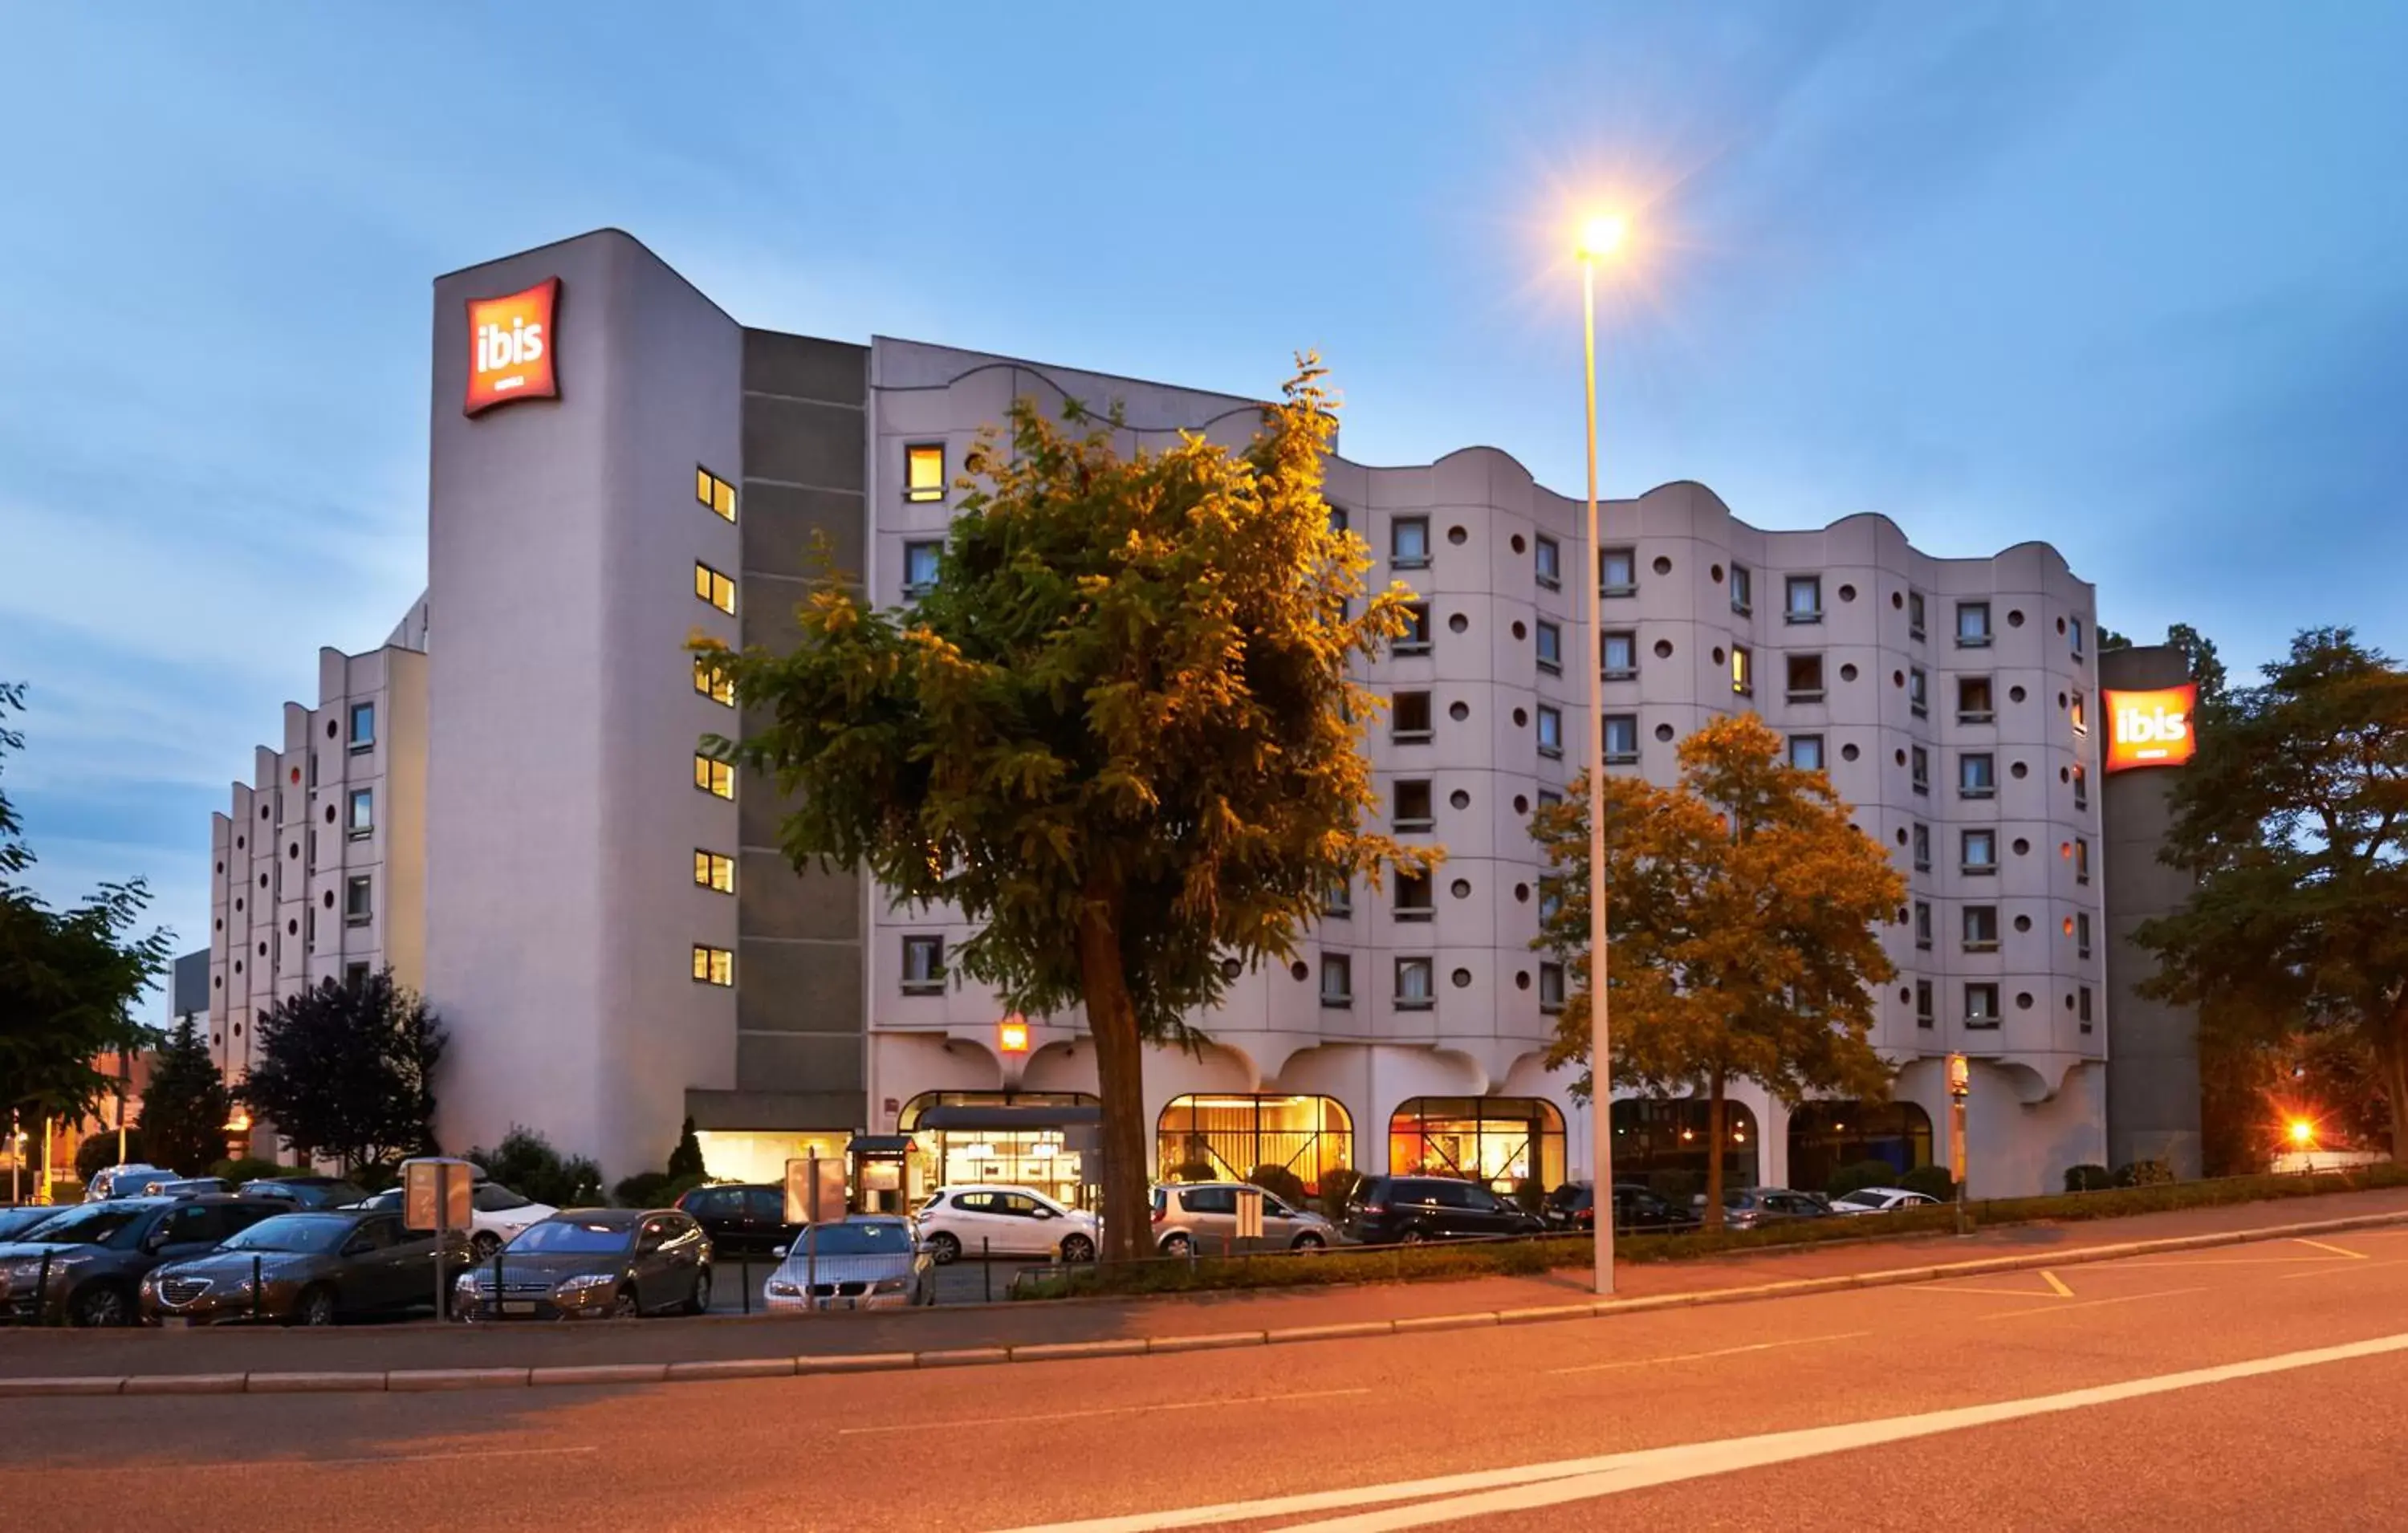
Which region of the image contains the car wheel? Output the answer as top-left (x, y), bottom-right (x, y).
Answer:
top-left (1399, 1226), bottom-right (1429, 1246)
top-left (296, 1284), bottom-right (339, 1328)
top-left (682, 1268), bottom-right (711, 1316)
top-left (470, 1230), bottom-right (502, 1262)
top-left (612, 1285), bottom-right (641, 1320)
top-left (1292, 1231), bottom-right (1326, 1251)
top-left (1059, 1233), bottom-right (1096, 1264)
top-left (927, 1231), bottom-right (962, 1265)
top-left (1160, 1233), bottom-right (1193, 1259)
top-left (70, 1283), bottom-right (132, 1328)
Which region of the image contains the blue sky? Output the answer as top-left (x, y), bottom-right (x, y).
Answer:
top-left (4, 4), bottom-right (2405, 1001)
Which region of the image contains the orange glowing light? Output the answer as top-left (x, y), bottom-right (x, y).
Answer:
top-left (2288, 1119), bottom-right (2316, 1147)
top-left (997, 1016), bottom-right (1030, 1055)
top-left (2104, 684), bottom-right (2199, 774)
top-left (464, 277), bottom-right (561, 417)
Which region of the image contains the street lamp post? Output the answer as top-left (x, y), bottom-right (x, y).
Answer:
top-left (1578, 213), bottom-right (1626, 1296)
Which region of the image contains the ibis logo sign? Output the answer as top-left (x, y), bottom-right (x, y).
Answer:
top-left (2105, 684), bottom-right (2198, 773)
top-left (463, 278), bottom-right (560, 417)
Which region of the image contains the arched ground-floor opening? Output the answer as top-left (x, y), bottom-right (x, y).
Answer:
top-left (1786, 1100), bottom-right (1934, 1196)
top-left (897, 1089), bottom-right (1100, 1208)
top-left (1155, 1094), bottom-right (1354, 1193)
top-left (1387, 1096), bottom-right (1565, 1206)
top-left (1608, 1097), bottom-right (1761, 1203)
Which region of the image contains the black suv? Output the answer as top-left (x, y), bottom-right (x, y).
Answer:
top-left (1342, 1176), bottom-right (1546, 1245)
top-left (0, 1195), bottom-right (285, 1325)
top-left (1541, 1181), bottom-right (1702, 1234)
top-left (675, 1183), bottom-right (804, 1256)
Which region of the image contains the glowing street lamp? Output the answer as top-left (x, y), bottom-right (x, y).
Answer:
top-left (2288, 1119), bottom-right (2316, 1149)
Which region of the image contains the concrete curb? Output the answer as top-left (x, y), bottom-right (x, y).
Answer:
top-left (8, 1206), bottom-right (2404, 1401)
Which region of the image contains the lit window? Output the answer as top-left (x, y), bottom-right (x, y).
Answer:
top-left (1785, 575), bottom-right (1822, 623)
top-left (1536, 705), bottom-right (1564, 758)
top-left (1913, 823), bottom-right (1931, 872)
top-left (1536, 620), bottom-right (1564, 673)
top-left (347, 788), bottom-right (372, 839)
top-left (2071, 690), bottom-right (2087, 734)
top-left (694, 657), bottom-right (735, 707)
top-left (1538, 962), bottom-right (1565, 1013)
top-left (1604, 714), bottom-right (1639, 763)
top-left (1391, 517), bottom-right (1430, 569)
top-left (901, 935), bottom-right (945, 993)
top-left (694, 754), bottom-right (734, 799)
top-left (1395, 869), bottom-right (1434, 920)
top-left (1966, 983), bottom-right (1999, 1026)
top-left (1786, 653), bottom-right (1824, 701)
top-left (902, 539), bottom-right (942, 598)
top-left (1914, 901), bottom-right (1933, 949)
top-left (1395, 602), bottom-right (1432, 656)
top-left (1911, 746), bottom-right (1930, 795)
top-left (1963, 828), bottom-right (1998, 872)
top-left (1393, 690), bottom-right (1433, 742)
top-left (1788, 734), bottom-right (1824, 772)
top-left (1958, 676), bottom-right (1994, 723)
top-left (905, 443), bottom-right (946, 502)
top-left (1730, 564), bottom-right (1753, 616)
top-left (1907, 591), bottom-right (1926, 640)
top-left (1915, 980), bottom-right (1934, 1027)
top-left (1959, 753), bottom-right (1995, 798)
top-left (694, 849), bottom-right (735, 895)
top-left (1600, 547), bottom-right (1637, 596)
top-left (694, 562), bottom-right (737, 616)
top-left (1957, 601), bottom-right (1991, 647)
top-left (1731, 645), bottom-right (1752, 696)
top-left (1395, 957), bottom-right (1435, 1009)
top-left (344, 875), bottom-right (372, 926)
top-left (692, 945), bottom-right (734, 987)
top-left (348, 702), bottom-right (375, 750)
top-left (1909, 668), bottom-right (1928, 715)
top-left (1601, 631), bottom-right (1636, 679)
top-left (1963, 905), bottom-right (1999, 951)
top-left (696, 466), bottom-right (737, 522)
top-left (1534, 535), bottom-right (1562, 589)
top-left (1393, 780), bottom-right (1434, 832)
top-left (1320, 954), bottom-right (1353, 1006)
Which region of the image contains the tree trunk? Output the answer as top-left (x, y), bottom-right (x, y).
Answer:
top-left (1076, 878), bottom-right (1152, 1267)
top-left (2383, 1023), bottom-right (2408, 1167)
top-left (1703, 1073), bottom-right (1727, 1233)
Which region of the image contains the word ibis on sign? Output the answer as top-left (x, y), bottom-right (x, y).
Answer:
top-left (464, 277), bottom-right (561, 417)
top-left (2103, 684), bottom-right (2198, 774)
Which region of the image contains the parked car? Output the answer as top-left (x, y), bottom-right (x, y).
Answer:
top-left (453, 1208), bottom-right (711, 1320)
top-left (1698, 1187), bottom-right (1832, 1230)
top-left (466, 1182), bottom-right (556, 1259)
top-left (1829, 1186), bottom-right (1940, 1215)
top-left (677, 1182), bottom-right (804, 1256)
top-left (1542, 1181), bottom-right (1702, 1234)
top-left (85, 1164), bottom-right (176, 1201)
top-left (1149, 1182), bottom-right (1336, 1255)
top-left (157, 1178), bottom-right (231, 1198)
top-left (1342, 1176), bottom-right (1547, 1245)
top-left (141, 1210), bottom-right (470, 1326)
top-left (0, 1206), bottom-right (63, 1242)
top-left (913, 1185), bottom-right (1098, 1265)
top-left (0, 1194), bottom-right (285, 1325)
top-left (238, 1176), bottom-right (369, 1210)
top-left (763, 1216), bottom-right (933, 1311)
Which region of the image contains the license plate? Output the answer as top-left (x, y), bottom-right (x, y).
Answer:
top-left (502, 1300), bottom-right (538, 1315)
top-left (158, 1317), bottom-right (190, 1330)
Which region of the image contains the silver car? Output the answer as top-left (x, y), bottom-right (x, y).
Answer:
top-left (1149, 1182), bottom-right (1336, 1255)
top-left (1698, 1187), bottom-right (1832, 1230)
top-left (763, 1216), bottom-right (934, 1311)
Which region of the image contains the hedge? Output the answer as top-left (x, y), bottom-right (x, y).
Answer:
top-left (1012, 1161), bottom-right (2408, 1301)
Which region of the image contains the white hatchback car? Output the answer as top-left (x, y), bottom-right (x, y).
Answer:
top-left (1829, 1186), bottom-right (1939, 1215)
top-left (914, 1185), bottom-right (1098, 1264)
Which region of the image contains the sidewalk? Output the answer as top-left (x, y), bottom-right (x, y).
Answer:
top-left (7, 1185), bottom-right (2406, 1385)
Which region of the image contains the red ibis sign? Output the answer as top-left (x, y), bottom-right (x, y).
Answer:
top-left (2104, 684), bottom-right (2197, 774)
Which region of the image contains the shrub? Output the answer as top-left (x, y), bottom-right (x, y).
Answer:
top-left (666, 1116), bottom-right (706, 1181)
top-left (75, 1130), bottom-right (144, 1184)
top-left (1511, 1177), bottom-right (1546, 1213)
top-left (1898, 1164), bottom-right (1956, 1201)
top-left (1244, 1165), bottom-right (1308, 1208)
top-left (1316, 1166), bottom-right (1361, 1218)
top-left (614, 1169), bottom-right (711, 1208)
top-left (211, 1157), bottom-right (293, 1184)
top-left (1825, 1160), bottom-right (1900, 1200)
top-left (468, 1126), bottom-right (603, 1208)
top-left (2113, 1158), bottom-right (2175, 1188)
top-left (1166, 1159), bottom-right (1218, 1184)
top-left (2064, 1163), bottom-right (2113, 1193)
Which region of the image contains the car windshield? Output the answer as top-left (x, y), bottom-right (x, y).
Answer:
top-left (14, 1202), bottom-right (149, 1246)
top-left (222, 1215), bottom-right (353, 1254)
top-left (792, 1223), bottom-right (913, 1257)
top-left (1832, 1193), bottom-right (1884, 1210)
top-left (507, 1220), bottom-right (629, 1255)
top-left (474, 1185), bottom-right (534, 1213)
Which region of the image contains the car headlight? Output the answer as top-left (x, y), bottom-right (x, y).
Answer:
top-left (870, 1277), bottom-right (909, 1295)
top-left (553, 1273), bottom-right (617, 1300)
top-left (765, 1280), bottom-right (799, 1298)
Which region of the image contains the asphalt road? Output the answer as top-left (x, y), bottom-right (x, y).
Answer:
top-left (10, 1221), bottom-right (2408, 1530)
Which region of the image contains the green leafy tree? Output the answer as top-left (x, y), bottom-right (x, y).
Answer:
top-left (239, 970), bottom-right (445, 1173)
top-left (2137, 628), bottom-right (2408, 1160)
top-left (0, 682), bottom-right (172, 1128)
top-left (470, 1126), bottom-right (602, 1209)
top-left (138, 1016), bottom-right (232, 1174)
top-left (698, 362), bottom-right (1418, 1262)
top-left (666, 1115), bottom-right (706, 1180)
top-left (1535, 715), bottom-right (1905, 1229)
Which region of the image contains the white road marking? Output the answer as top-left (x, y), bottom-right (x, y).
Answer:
top-left (985, 1328), bottom-right (2408, 1533)
top-left (1977, 1287), bottom-right (2204, 1320)
top-left (1548, 1331), bottom-right (1869, 1376)
top-left (2285, 1257), bottom-right (2408, 1281)
top-left (838, 1386), bottom-right (1369, 1436)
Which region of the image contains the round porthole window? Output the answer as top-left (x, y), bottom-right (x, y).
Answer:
top-left (1655, 723), bottom-right (1675, 742)
top-left (1290, 961), bottom-right (1310, 982)
top-left (2011, 762), bottom-right (2029, 779)
top-left (1515, 971), bottom-right (1531, 990)
top-left (1450, 701), bottom-right (1470, 722)
top-left (1513, 707), bottom-right (1528, 727)
top-left (1511, 620), bottom-right (1527, 640)
top-left (1891, 591), bottom-right (1904, 609)
top-left (1839, 663), bottom-right (1857, 683)
top-left (1450, 789), bottom-right (1471, 810)
top-left (2015, 991), bottom-right (2035, 1010)
top-left (1710, 564), bottom-right (1725, 583)
top-left (2008, 609), bottom-right (2026, 628)
top-left (1654, 639), bottom-right (1674, 659)
top-left (1451, 967), bottom-right (1473, 988)
top-left (1513, 795), bottom-right (1530, 815)
top-left (2010, 685), bottom-right (2028, 704)
top-left (1221, 958), bottom-right (1243, 980)
top-left (1841, 743), bottom-right (1861, 762)
top-left (1514, 883), bottom-right (1531, 902)
top-left (1838, 584), bottom-right (1857, 603)
top-left (1448, 613), bottom-right (1469, 633)
top-left (1450, 879), bottom-right (1472, 899)
top-left (1447, 525), bottom-right (1468, 545)
top-left (1511, 534), bottom-right (1527, 554)
top-left (1652, 555), bottom-right (1673, 575)
top-left (2013, 837), bottom-right (2031, 856)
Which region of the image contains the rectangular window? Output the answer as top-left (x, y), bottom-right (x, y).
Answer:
top-left (1786, 653), bottom-right (1824, 702)
top-left (1788, 734), bottom-right (1824, 772)
top-left (2077, 912), bottom-right (2093, 958)
top-left (1913, 823), bottom-right (1931, 872)
top-left (1601, 630), bottom-right (1636, 679)
top-left (1599, 546), bottom-right (1637, 596)
top-left (694, 754), bottom-right (734, 799)
top-left (1604, 714), bottom-right (1639, 763)
top-left (2072, 763), bottom-right (2089, 810)
top-left (1966, 983), bottom-right (2000, 1027)
top-left (694, 849), bottom-right (735, 895)
top-left (1730, 564), bottom-right (1753, 616)
top-left (1916, 979), bottom-right (1934, 1028)
top-left (344, 874), bottom-right (372, 926)
top-left (2075, 837), bottom-right (2091, 884)
top-left (694, 562), bottom-right (737, 616)
top-left (1393, 779), bottom-right (1434, 832)
top-left (1395, 958), bottom-right (1435, 1009)
top-left (1395, 602), bottom-right (1432, 656)
top-left (1957, 601), bottom-right (1992, 648)
top-left (696, 466), bottom-right (737, 522)
top-left (1536, 705), bottom-right (1564, 758)
top-left (1534, 535), bottom-right (1561, 590)
top-left (1963, 828), bottom-right (1998, 872)
top-left (1909, 668), bottom-right (1928, 716)
top-left (905, 443), bottom-right (946, 502)
top-left (2079, 986), bottom-right (2094, 1030)
top-left (1328, 506), bottom-right (1349, 536)
top-left (1393, 690), bottom-right (1433, 742)
top-left (1959, 753), bottom-right (1995, 798)
top-left (344, 961), bottom-right (370, 990)
top-left (1731, 645), bottom-right (1753, 696)
top-left (1320, 954), bottom-right (1353, 1006)
top-left (2070, 616), bottom-right (2085, 657)
top-left (1911, 746), bottom-right (1930, 795)
top-left (2071, 689), bottom-right (2087, 734)
top-left (902, 540), bottom-right (942, 597)
top-left (1394, 868), bottom-right (1434, 920)
top-left (1914, 901), bottom-right (1933, 949)
top-left (692, 945), bottom-right (734, 987)
top-left (1785, 575), bottom-right (1823, 624)
top-left (1390, 517), bottom-right (1430, 569)
top-left (694, 657), bottom-right (735, 707)
top-left (1963, 905), bottom-right (1999, 951)
top-left (347, 788), bottom-right (372, 839)
top-left (1539, 962), bottom-right (1566, 1014)
top-left (901, 935), bottom-right (946, 993)
top-left (1908, 591), bottom-right (1926, 640)
top-left (348, 702), bottom-right (375, 751)
top-left (1323, 880), bottom-right (1352, 918)
top-left (1535, 620), bottom-right (1563, 673)
top-left (1958, 676), bottom-right (1994, 723)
